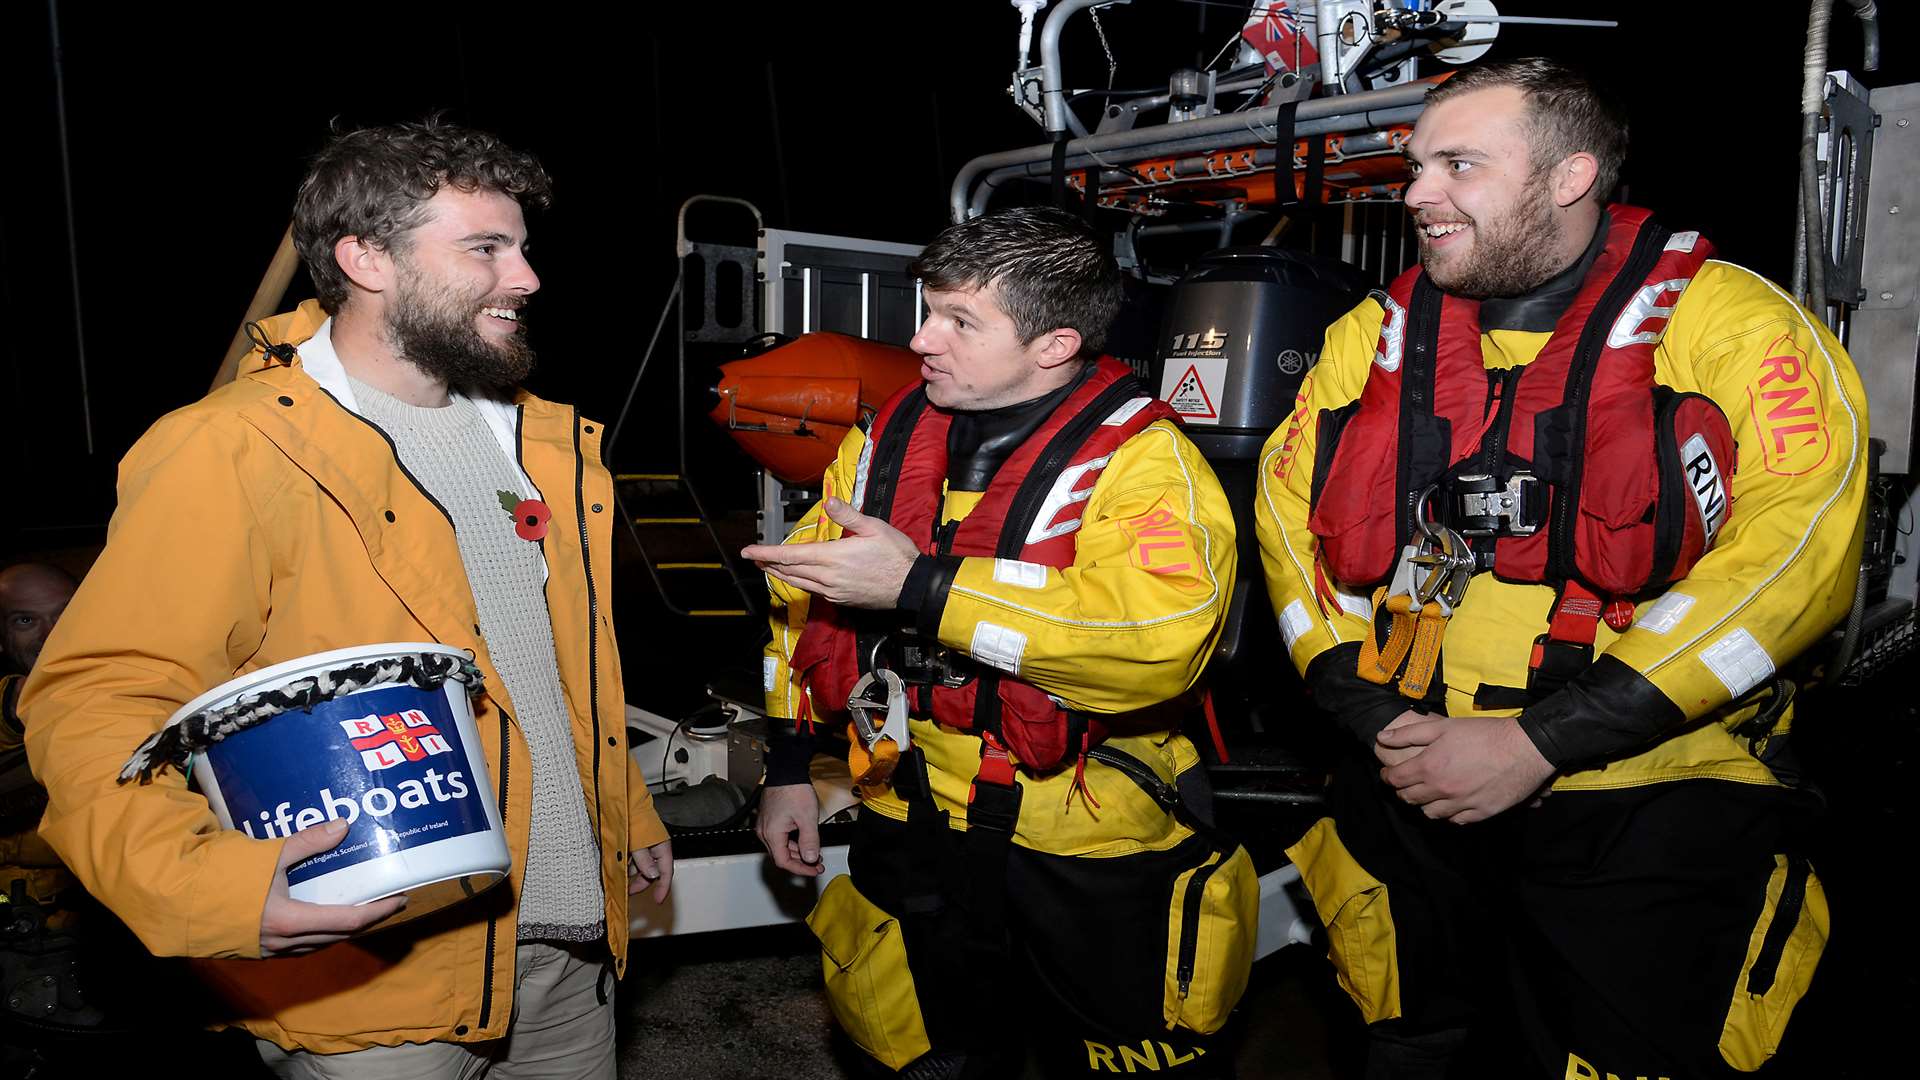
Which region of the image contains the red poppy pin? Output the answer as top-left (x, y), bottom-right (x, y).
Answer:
top-left (497, 491), bottom-right (551, 541)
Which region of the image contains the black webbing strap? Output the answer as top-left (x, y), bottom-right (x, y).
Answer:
top-left (1298, 104), bottom-right (1327, 211)
top-left (894, 748), bottom-right (959, 920)
top-left (960, 739), bottom-right (1023, 997)
top-left (892, 745), bottom-right (1022, 1049)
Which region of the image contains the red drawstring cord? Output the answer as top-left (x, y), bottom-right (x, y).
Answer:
top-left (1312, 555), bottom-right (1341, 623)
top-left (1202, 688), bottom-right (1229, 765)
top-left (1066, 731), bottom-right (1102, 812)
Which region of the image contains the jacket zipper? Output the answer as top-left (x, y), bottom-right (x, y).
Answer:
top-left (1178, 853), bottom-right (1225, 997)
top-left (331, 392), bottom-right (510, 1031)
top-left (1480, 367), bottom-right (1520, 476)
top-left (568, 411), bottom-right (605, 852)
top-left (1746, 856), bottom-right (1811, 996)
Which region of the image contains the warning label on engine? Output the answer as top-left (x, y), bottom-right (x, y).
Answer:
top-left (1162, 358), bottom-right (1224, 422)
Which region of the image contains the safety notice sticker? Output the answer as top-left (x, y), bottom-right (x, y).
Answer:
top-left (1162, 357), bottom-right (1225, 423)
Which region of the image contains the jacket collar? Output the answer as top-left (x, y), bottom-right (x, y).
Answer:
top-left (1477, 211), bottom-right (1611, 333)
top-left (266, 305), bottom-right (541, 503)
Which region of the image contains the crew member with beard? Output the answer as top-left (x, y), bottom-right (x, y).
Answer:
top-left (22, 119), bottom-right (670, 1078)
top-left (1255, 59), bottom-right (1864, 1077)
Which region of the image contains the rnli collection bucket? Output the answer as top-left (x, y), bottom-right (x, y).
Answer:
top-left (124, 643), bottom-right (510, 929)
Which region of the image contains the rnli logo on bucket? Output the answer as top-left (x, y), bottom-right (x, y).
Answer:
top-left (342, 710), bottom-right (453, 771)
top-left (204, 684), bottom-right (492, 887)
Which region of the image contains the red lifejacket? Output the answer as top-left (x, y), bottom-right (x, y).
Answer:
top-left (788, 357), bottom-right (1178, 774)
top-left (1308, 205), bottom-right (1735, 604)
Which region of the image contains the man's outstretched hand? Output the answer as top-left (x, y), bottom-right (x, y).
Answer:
top-left (741, 499), bottom-right (920, 609)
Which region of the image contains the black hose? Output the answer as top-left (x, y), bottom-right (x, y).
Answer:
top-left (1845, 0), bottom-right (1880, 72)
top-left (1831, 544), bottom-right (1870, 678)
top-left (1798, 0), bottom-right (1831, 312)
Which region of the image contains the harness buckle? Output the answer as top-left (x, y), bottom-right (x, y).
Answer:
top-left (976, 733), bottom-right (1018, 787)
top-left (895, 639), bottom-right (974, 688)
top-left (1526, 636), bottom-right (1595, 700)
top-left (1453, 472), bottom-right (1542, 537)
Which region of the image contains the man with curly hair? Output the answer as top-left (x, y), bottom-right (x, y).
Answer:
top-left (23, 118), bottom-right (669, 1078)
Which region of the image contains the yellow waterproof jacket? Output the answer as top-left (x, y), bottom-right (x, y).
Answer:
top-left (765, 410), bottom-right (1238, 855)
top-left (1256, 260), bottom-right (1869, 790)
top-left (22, 301), bottom-right (667, 1052)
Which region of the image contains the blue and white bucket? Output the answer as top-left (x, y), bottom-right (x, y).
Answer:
top-left (171, 642), bottom-right (510, 925)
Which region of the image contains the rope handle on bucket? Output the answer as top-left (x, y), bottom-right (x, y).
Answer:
top-left (118, 652), bottom-right (485, 785)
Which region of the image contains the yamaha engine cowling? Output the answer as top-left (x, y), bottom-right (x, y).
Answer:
top-left (1152, 246), bottom-right (1369, 462)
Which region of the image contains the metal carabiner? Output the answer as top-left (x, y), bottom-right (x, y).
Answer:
top-left (1396, 485), bottom-right (1476, 614)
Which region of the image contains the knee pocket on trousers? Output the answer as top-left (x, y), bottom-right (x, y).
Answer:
top-left (1162, 844), bottom-right (1259, 1036)
top-left (1287, 817), bottom-right (1402, 1025)
top-left (807, 874), bottom-right (934, 1071)
top-left (1718, 854), bottom-right (1827, 1072)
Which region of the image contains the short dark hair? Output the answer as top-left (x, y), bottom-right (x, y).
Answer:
top-left (293, 117), bottom-right (553, 313)
top-left (909, 207), bottom-right (1122, 357)
top-left (1424, 58), bottom-right (1628, 204)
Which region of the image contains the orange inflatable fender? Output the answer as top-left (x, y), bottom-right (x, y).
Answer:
top-left (710, 333), bottom-right (923, 485)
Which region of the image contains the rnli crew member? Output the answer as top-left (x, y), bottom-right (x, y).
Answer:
top-left (1257, 58), bottom-right (1864, 1077)
top-left (747, 207), bottom-right (1248, 1077)
top-left (23, 119), bottom-right (671, 1078)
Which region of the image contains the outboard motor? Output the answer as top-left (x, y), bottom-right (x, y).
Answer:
top-left (1152, 247), bottom-right (1369, 740)
top-left (1152, 246), bottom-right (1370, 461)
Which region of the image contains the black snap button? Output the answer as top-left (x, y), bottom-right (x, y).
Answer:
top-left (277, 396), bottom-right (294, 407)
top-left (583, 424), bottom-right (595, 434)
top-left (591, 503), bottom-right (603, 513)
top-left (615, 850), bottom-right (623, 861)
top-left (455, 1025), bottom-right (469, 1036)
top-left (384, 510), bottom-right (396, 523)
top-left (607, 735), bottom-right (617, 747)
top-left (474, 624), bottom-right (482, 635)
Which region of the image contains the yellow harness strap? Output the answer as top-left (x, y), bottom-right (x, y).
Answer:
top-left (849, 737), bottom-right (901, 796)
top-left (1356, 587), bottom-right (1449, 699)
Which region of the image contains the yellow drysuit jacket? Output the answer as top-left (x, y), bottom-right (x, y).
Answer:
top-left (765, 410), bottom-right (1239, 854)
top-left (1256, 259), bottom-right (1869, 789)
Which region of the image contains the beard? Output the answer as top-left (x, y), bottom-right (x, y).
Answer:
top-left (1417, 173), bottom-right (1569, 300)
top-left (384, 263), bottom-right (536, 397)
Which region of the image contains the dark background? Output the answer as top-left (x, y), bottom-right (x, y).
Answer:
top-left (2, 7), bottom-right (1911, 1072)
top-left (0, 2), bottom-right (1908, 556)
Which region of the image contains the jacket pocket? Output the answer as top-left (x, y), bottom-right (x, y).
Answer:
top-left (1162, 843), bottom-right (1260, 1035)
top-left (1649, 387), bottom-right (1735, 586)
top-left (1718, 855), bottom-right (1827, 1072)
top-left (806, 874), bottom-right (932, 1071)
top-left (1286, 816), bottom-right (1402, 1024)
top-left (1309, 402), bottom-right (1362, 512)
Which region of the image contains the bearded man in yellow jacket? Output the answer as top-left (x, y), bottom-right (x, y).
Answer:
top-left (1256, 59), bottom-right (1864, 1077)
top-left (746, 208), bottom-right (1251, 1078)
top-left (23, 119), bottom-right (670, 1077)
